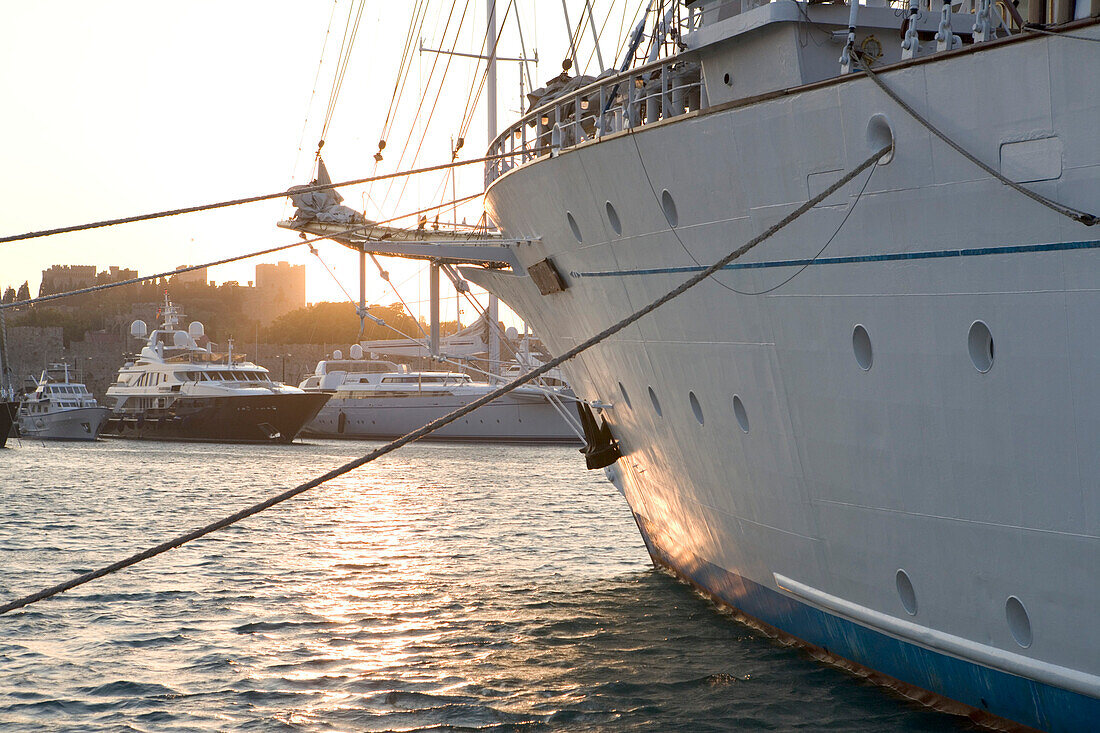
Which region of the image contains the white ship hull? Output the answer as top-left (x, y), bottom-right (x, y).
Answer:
top-left (19, 406), bottom-right (110, 441)
top-left (306, 391), bottom-right (579, 442)
top-left (469, 25), bottom-right (1100, 732)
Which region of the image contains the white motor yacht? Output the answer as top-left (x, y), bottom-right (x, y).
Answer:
top-left (299, 345), bottom-right (579, 442)
top-left (104, 294), bottom-right (329, 443)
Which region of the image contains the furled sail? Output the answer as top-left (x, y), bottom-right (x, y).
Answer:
top-left (286, 157), bottom-right (367, 225)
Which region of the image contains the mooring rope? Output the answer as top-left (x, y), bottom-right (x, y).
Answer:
top-left (0, 191), bottom-right (486, 312)
top-left (854, 53), bottom-right (1097, 226)
top-left (0, 144), bottom-right (891, 617)
top-left (0, 150), bottom-right (543, 246)
top-left (1023, 23), bottom-right (1100, 43)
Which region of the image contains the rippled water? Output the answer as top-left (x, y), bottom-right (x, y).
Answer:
top-left (0, 438), bottom-right (978, 731)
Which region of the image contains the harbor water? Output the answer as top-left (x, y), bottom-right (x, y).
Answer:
top-left (0, 439), bottom-right (979, 731)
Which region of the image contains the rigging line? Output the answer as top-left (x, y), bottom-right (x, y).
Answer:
top-left (1, 191), bottom-right (486, 312)
top-left (380, 0), bottom-right (431, 143)
top-left (3, 241), bottom-right (305, 313)
top-left (582, 0), bottom-right (621, 72)
top-left (455, 0), bottom-right (517, 140)
top-left (375, 0), bottom-right (466, 187)
top-left (314, 254), bottom-right (558, 395)
top-left (612, 1), bottom-right (648, 67)
top-left (0, 150), bottom-right (539, 246)
top-left (320, 0), bottom-right (359, 142)
top-left (367, 254), bottom-right (430, 340)
top-left (290, 0), bottom-right (341, 185)
top-left (292, 280), bottom-right (585, 436)
top-left (335, 3), bottom-right (368, 111)
top-left (391, 0), bottom-right (496, 214)
top-left (854, 53), bottom-right (1097, 226)
top-left (307, 243), bottom-right (359, 306)
top-left (627, 123), bottom-right (878, 296)
top-left (510, 0), bottom-right (534, 95)
top-left (0, 145), bottom-right (890, 618)
top-left (455, 0), bottom-right (517, 142)
top-left (451, 0), bottom-right (500, 138)
top-left (321, 0), bottom-right (367, 145)
top-left (376, 0), bottom-right (470, 212)
top-left (731, 161), bottom-right (877, 296)
top-left (445, 285), bottom-right (586, 437)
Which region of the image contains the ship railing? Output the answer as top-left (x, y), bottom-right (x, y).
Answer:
top-left (486, 54), bottom-right (704, 186)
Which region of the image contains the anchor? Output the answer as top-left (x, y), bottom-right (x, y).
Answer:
top-left (574, 401), bottom-right (621, 470)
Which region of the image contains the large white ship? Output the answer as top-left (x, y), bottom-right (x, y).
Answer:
top-left (457, 3), bottom-right (1100, 731)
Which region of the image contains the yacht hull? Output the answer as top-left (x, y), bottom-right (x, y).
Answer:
top-left (19, 406), bottom-right (110, 441)
top-left (105, 393), bottom-right (330, 443)
top-left (0, 401), bottom-right (17, 448)
top-left (472, 28), bottom-right (1100, 732)
top-left (305, 392), bottom-right (579, 443)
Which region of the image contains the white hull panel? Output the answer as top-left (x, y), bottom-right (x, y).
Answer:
top-left (307, 394), bottom-right (580, 443)
top-left (472, 28), bottom-right (1100, 731)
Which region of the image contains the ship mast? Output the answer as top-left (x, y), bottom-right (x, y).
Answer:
top-left (486, 0), bottom-right (501, 377)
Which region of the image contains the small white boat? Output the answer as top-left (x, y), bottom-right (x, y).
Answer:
top-left (18, 364), bottom-right (110, 441)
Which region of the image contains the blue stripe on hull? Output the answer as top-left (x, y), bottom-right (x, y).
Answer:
top-left (571, 239), bottom-right (1100, 279)
top-left (632, 514), bottom-right (1100, 733)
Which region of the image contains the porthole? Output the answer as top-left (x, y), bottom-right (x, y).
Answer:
top-left (732, 395), bottom-right (749, 433)
top-left (661, 189), bottom-right (678, 228)
top-left (968, 320), bottom-right (994, 373)
top-left (1006, 596), bottom-right (1032, 648)
top-left (852, 324), bottom-right (873, 371)
top-left (648, 386), bottom-right (662, 417)
top-left (689, 391), bottom-right (704, 425)
top-left (618, 381), bottom-right (632, 409)
top-left (723, 72), bottom-right (732, 86)
top-left (605, 201), bottom-right (622, 236)
top-left (566, 211), bottom-right (583, 243)
top-left (896, 569), bottom-right (917, 615)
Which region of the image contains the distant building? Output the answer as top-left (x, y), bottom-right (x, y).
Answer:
top-left (38, 264), bottom-right (139, 297)
top-left (254, 261), bottom-right (306, 324)
top-left (172, 265), bottom-right (208, 286)
top-left (101, 266), bottom-right (138, 283)
top-left (40, 264), bottom-right (97, 295)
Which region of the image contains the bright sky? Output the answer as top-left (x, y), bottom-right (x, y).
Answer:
top-left (0, 1), bottom-right (644, 328)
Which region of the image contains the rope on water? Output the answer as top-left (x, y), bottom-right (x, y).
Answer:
top-left (0, 144), bottom-right (890, 617)
top-left (0, 191), bottom-right (486, 312)
top-left (0, 151), bottom-right (541, 246)
top-left (855, 53), bottom-right (1097, 226)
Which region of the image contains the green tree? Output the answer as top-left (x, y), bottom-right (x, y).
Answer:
top-left (1, 287), bottom-right (14, 304)
top-left (16, 282), bottom-right (30, 302)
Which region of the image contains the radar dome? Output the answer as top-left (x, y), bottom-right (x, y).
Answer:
top-left (332, 349), bottom-right (343, 360)
top-left (505, 326), bottom-right (519, 340)
top-left (130, 320), bottom-right (148, 338)
top-left (173, 331), bottom-right (189, 347)
top-left (188, 321), bottom-right (205, 338)
top-left (349, 344), bottom-right (364, 359)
